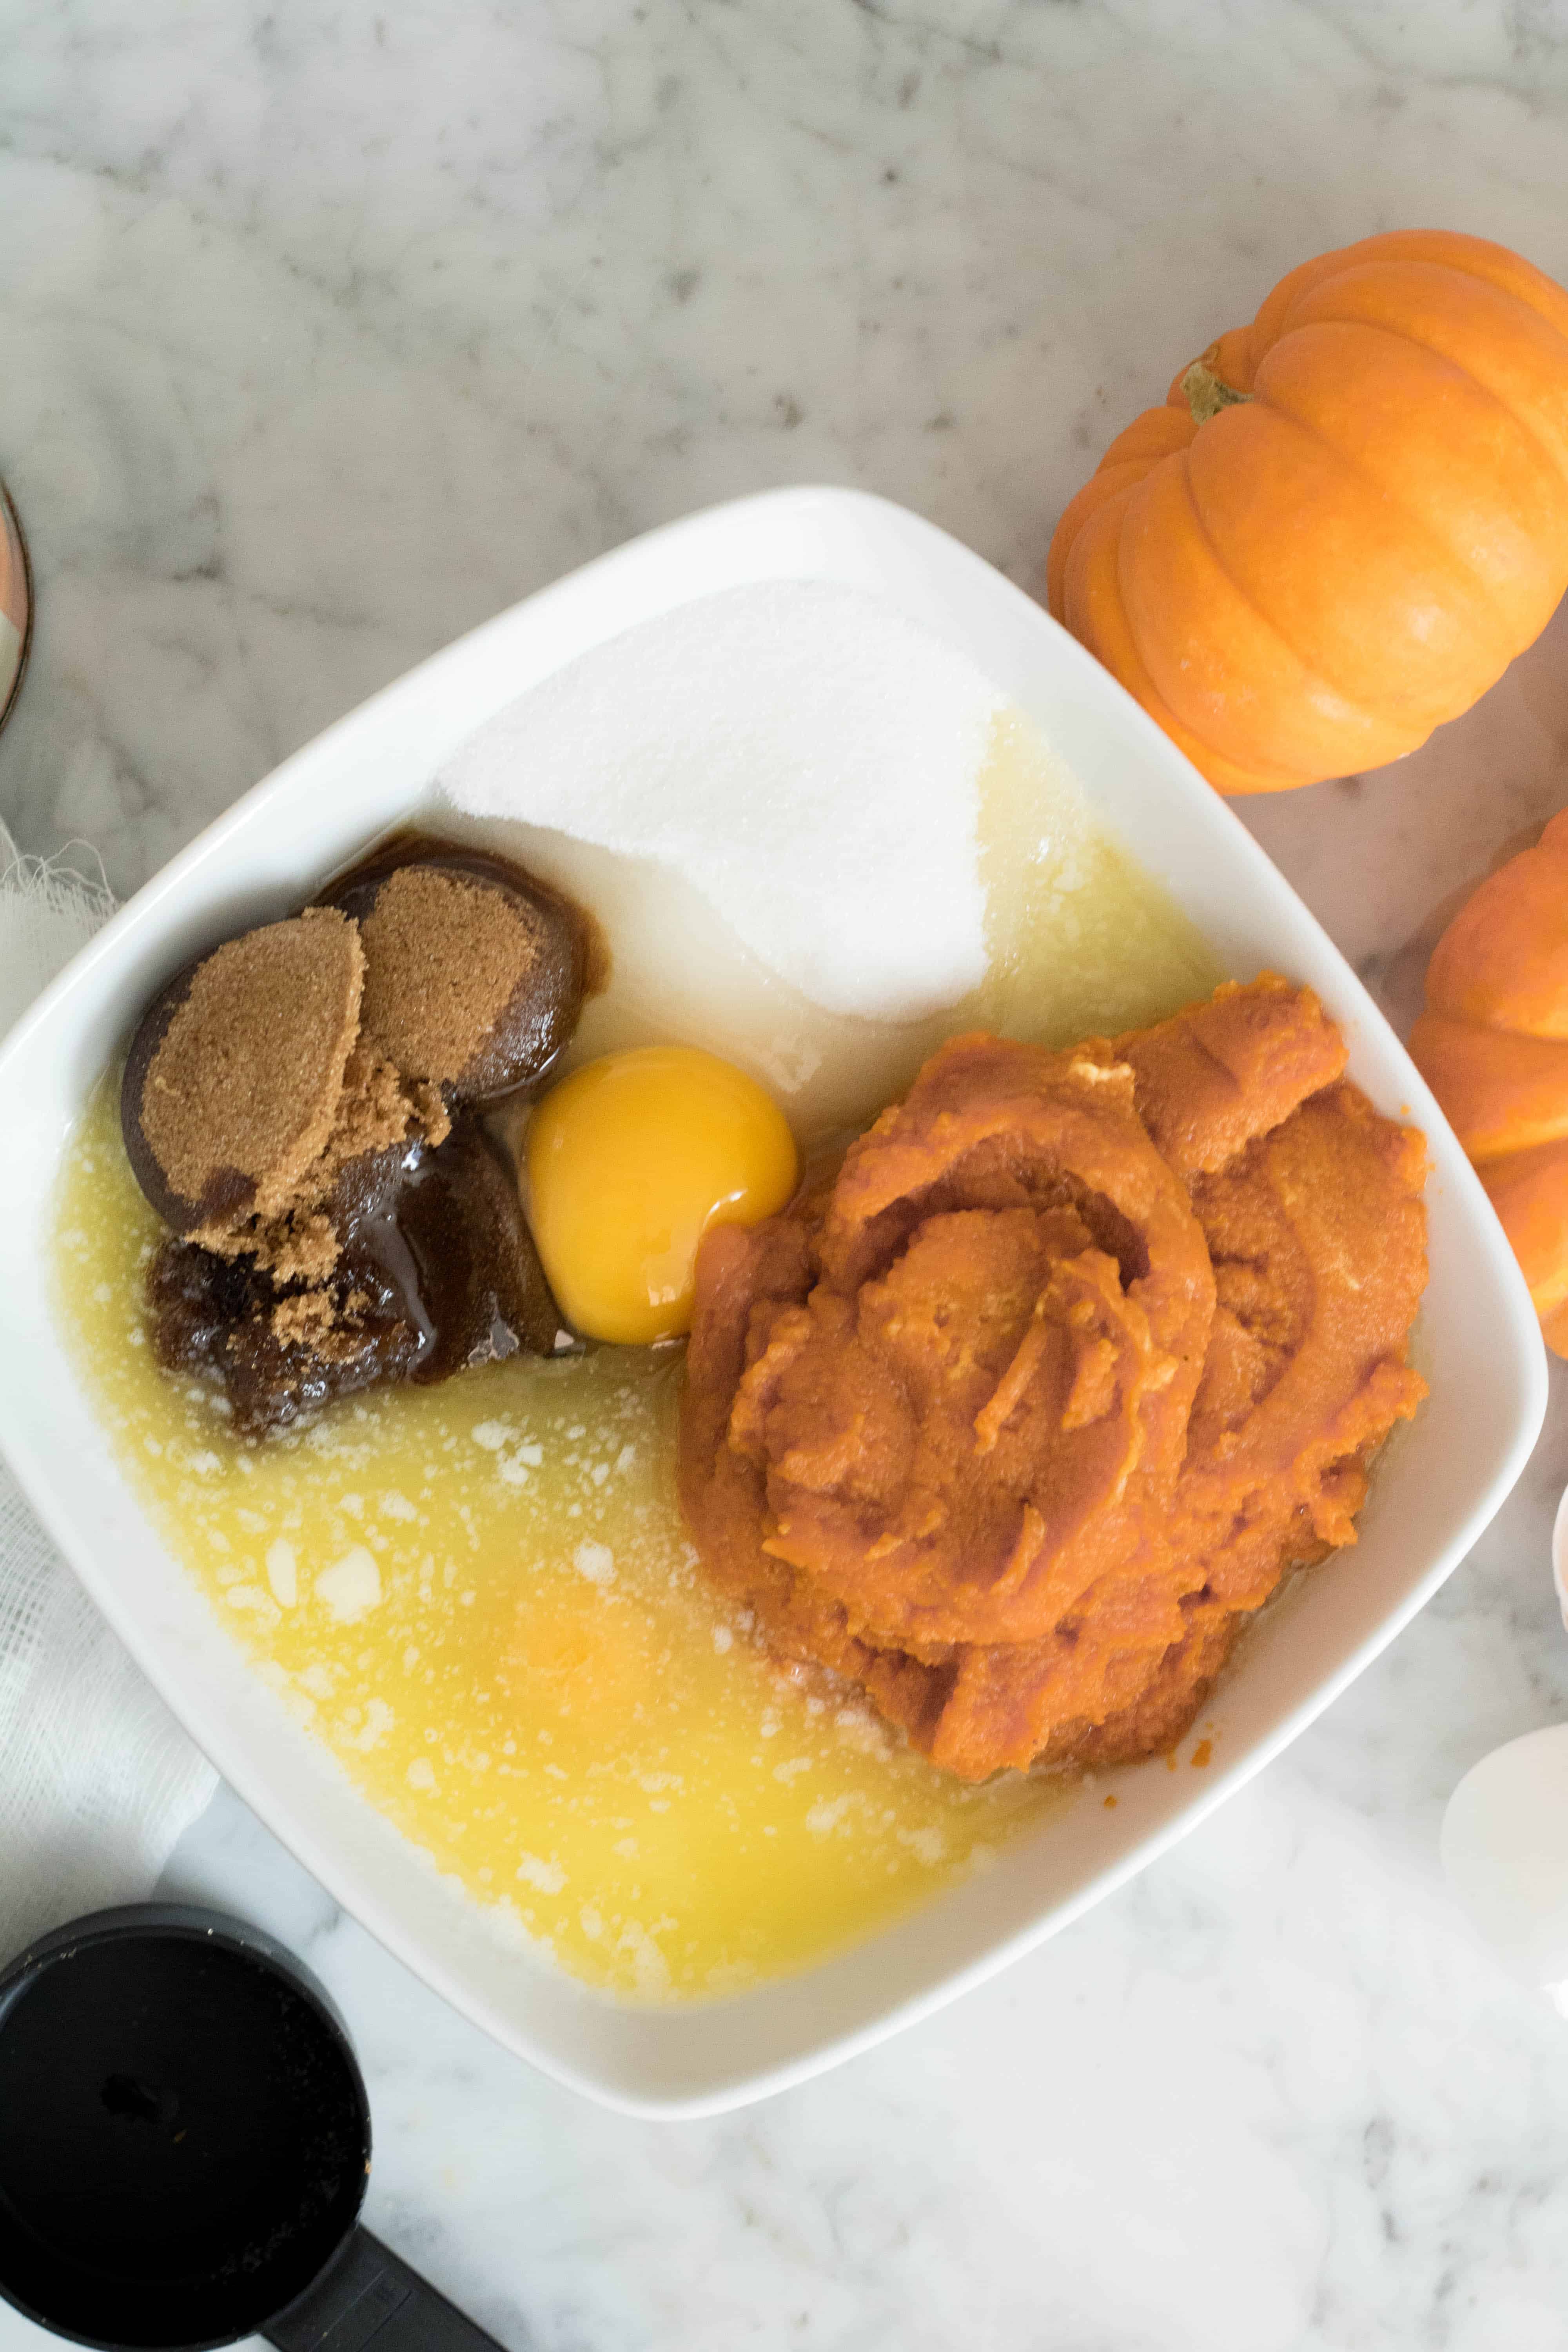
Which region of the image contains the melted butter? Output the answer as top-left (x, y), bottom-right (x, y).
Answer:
top-left (972, 710), bottom-right (1219, 1051)
top-left (51, 704), bottom-right (1220, 2003)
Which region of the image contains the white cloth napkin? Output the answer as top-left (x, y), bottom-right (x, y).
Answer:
top-left (0, 826), bottom-right (216, 1958)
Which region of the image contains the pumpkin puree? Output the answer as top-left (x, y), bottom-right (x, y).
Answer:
top-left (679, 978), bottom-right (1428, 1780)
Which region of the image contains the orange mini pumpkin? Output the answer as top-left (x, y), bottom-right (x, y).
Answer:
top-left (1410, 811), bottom-right (1568, 1354)
top-left (1047, 231), bottom-right (1568, 795)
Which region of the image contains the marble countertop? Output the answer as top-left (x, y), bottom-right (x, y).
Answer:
top-left (6, 3), bottom-right (1568, 2345)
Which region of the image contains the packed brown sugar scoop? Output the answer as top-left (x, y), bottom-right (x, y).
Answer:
top-left (679, 977), bottom-right (1430, 1781)
top-left (121, 840), bottom-right (589, 1433)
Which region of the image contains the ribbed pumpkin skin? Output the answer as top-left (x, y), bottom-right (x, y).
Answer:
top-left (1047, 232), bottom-right (1568, 796)
top-left (1410, 811), bottom-right (1568, 1355)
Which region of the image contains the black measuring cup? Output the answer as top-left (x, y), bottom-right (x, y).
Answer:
top-left (0, 1904), bottom-right (507, 2351)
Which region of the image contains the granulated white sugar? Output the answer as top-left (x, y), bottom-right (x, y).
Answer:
top-left (438, 580), bottom-right (1002, 1021)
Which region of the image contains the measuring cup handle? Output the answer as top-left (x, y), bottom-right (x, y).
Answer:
top-left (265, 2223), bottom-right (508, 2352)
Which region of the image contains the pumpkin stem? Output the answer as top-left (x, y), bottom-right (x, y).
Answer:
top-left (1182, 356), bottom-right (1251, 427)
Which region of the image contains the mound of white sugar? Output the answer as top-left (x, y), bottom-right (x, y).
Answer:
top-left (438, 579), bottom-right (1003, 1021)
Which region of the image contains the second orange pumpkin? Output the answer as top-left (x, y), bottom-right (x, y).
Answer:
top-left (1410, 811), bottom-right (1568, 1357)
top-left (1047, 230), bottom-right (1568, 795)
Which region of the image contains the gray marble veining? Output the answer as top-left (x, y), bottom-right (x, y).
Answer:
top-left (5, 3), bottom-right (1568, 2347)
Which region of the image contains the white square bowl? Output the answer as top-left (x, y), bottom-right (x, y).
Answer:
top-left (0, 486), bottom-right (1547, 2117)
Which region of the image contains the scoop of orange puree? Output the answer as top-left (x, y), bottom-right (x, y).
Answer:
top-left (678, 979), bottom-right (1428, 1782)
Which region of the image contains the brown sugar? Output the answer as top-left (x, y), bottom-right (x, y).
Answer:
top-left (149, 1116), bottom-right (564, 1435)
top-left (124, 837), bottom-right (588, 1432)
top-left (125, 909), bottom-right (450, 1284)
top-left (130, 910), bottom-right (364, 1232)
top-left (358, 864), bottom-right (544, 1090)
top-left (270, 1290), bottom-right (340, 1350)
top-left (318, 837), bottom-right (591, 1102)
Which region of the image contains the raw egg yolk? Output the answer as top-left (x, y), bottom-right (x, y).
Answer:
top-left (525, 1046), bottom-right (799, 1345)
